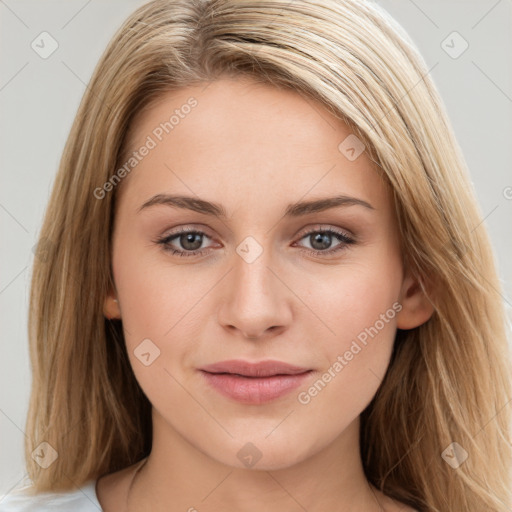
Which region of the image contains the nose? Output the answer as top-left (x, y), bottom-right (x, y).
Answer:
top-left (216, 243), bottom-right (293, 340)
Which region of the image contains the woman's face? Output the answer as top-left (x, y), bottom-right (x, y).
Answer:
top-left (106, 76), bottom-right (428, 470)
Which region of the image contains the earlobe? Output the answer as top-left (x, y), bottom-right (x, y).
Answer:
top-left (396, 272), bottom-right (435, 330)
top-left (103, 293), bottom-right (121, 320)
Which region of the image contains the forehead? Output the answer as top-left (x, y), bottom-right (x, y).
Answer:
top-left (116, 77), bottom-right (390, 215)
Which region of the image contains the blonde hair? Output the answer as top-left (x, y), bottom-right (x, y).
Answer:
top-left (24, 0), bottom-right (512, 510)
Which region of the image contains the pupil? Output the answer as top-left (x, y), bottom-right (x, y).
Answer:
top-left (311, 232), bottom-right (331, 250)
top-left (181, 233), bottom-right (202, 250)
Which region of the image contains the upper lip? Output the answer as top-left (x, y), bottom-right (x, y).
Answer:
top-left (200, 359), bottom-right (311, 377)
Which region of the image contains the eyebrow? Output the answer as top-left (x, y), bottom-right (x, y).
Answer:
top-left (137, 193), bottom-right (375, 217)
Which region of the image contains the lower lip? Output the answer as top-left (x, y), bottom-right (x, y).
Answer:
top-left (200, 370), bottom-right (312, 404)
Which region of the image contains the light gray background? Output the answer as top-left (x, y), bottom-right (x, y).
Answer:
top-left (1, 0), bottom-right (511, 497)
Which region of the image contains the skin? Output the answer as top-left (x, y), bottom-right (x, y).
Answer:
top-left (98, 76), bottom-right (432, 512)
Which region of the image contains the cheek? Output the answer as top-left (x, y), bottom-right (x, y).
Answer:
top-left (312, 258), bottom-right (401, 339)
top-left (111, 242), bottom-right (214, 391)
top-left (111, 249), bottom-right (203, 405)
top-left (112, 237), bottom-right (201, 336)
top-left (306, 257), bottom-right (402, 391)
top-left (295, 275), bottom-right (400, 435)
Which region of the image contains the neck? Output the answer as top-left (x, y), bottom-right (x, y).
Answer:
top-left (125, 411), bottom-right (385, 512)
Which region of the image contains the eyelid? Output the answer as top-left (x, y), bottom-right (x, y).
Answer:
top-left (159, 223), bottom-right (217, 239)
top-left (295, 223), bottom-right (355, 240)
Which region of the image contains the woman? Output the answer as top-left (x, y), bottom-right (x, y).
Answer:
top-left (2, 0), bottom-right (511, 510)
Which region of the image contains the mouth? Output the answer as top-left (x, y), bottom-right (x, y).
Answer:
top-left (199, 359), bottom-right (313, 404)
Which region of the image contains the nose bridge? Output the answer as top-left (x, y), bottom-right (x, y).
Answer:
top-left (217, 234), bottom-right (291, 338)
top-left (233, 234), bottom-right (281, 308)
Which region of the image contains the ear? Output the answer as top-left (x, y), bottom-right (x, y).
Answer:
top-left (396, 270), bottom-right (434, 330)
top-left (103, 287), bottom-right (121, 320)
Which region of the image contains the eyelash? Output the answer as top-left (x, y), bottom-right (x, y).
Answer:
top-left (153, 226), bottom-right (356, 258)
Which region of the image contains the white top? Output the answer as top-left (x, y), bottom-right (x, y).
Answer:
top-left (0, 479), bottom-right (102, 511)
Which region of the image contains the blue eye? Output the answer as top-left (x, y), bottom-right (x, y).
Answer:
top-left (154, 226), bottom-right (355, 258)
top-left (155, 227), bottom-right (211, 258)
top-left (295, 228), bottom-right (355, 257)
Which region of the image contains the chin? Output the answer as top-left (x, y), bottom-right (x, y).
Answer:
top-left (210, 434), bottom-right (314, 472)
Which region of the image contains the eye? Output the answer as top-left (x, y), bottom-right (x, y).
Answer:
top-left (153, 225), bottom-right (356, 258)
top-left (293, 227), bottom-right (355, 257)
top-left (153, 227), bottom-right (214, 258)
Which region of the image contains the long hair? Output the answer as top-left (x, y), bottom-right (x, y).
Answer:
top-left (23, 0), bottom-right (512, 510)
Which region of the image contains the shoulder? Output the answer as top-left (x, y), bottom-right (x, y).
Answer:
top-left (0, 479), bottom-right (101, 512)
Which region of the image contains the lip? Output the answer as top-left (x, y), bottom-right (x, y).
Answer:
top-left (199, 359), bottom-right (313, 404)
top-left (200, 359), bottom-right (311, 377)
